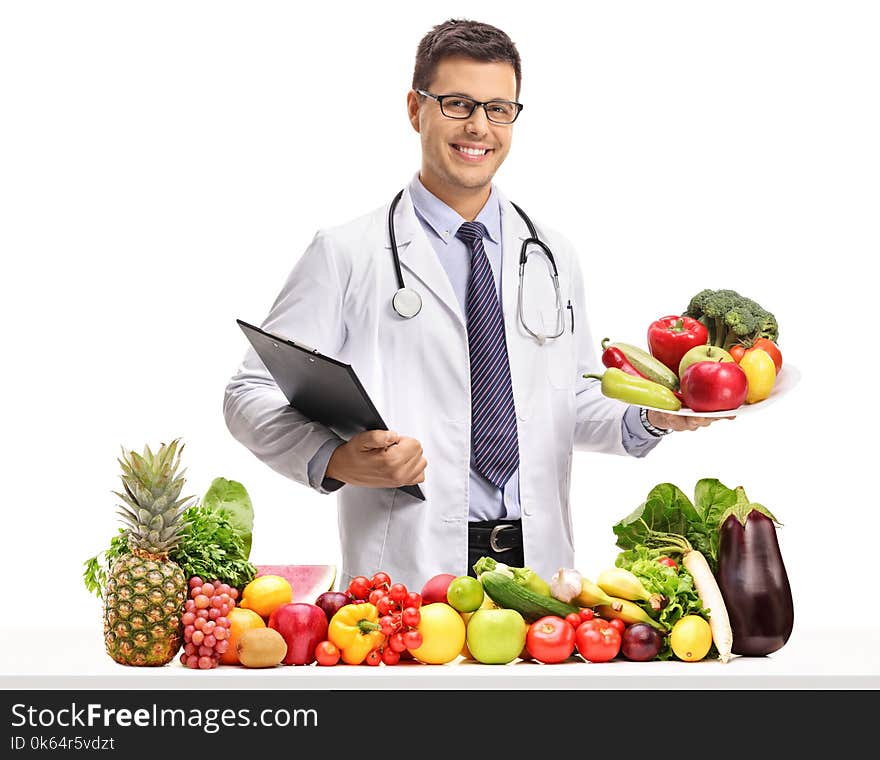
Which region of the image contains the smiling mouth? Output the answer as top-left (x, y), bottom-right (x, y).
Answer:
top-left (451, 144), bottom-right (493, 161)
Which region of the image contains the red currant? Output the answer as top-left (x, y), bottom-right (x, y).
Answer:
top-left (382, 647), bottom-right (401, 666)
top-left (404, 592), bottom-right (422, 609)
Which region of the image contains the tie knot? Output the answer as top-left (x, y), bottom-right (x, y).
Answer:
top-left (456, 220), bottom-right (488, 246)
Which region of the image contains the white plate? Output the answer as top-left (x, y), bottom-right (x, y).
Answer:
top-left (638, 363), bottom-right (801, 418)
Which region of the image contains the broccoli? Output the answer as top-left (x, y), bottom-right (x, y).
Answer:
top-left (683, 288), bottom-right (779, 350)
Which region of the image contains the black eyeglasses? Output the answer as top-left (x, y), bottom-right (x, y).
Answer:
top-left (416, 89), bottom-right (523, 124)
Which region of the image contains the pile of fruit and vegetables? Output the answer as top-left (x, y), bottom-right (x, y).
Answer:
top-left (589, 287), bottom-right (785, 412)
top-left (84, 439), bottom-right (793, 669)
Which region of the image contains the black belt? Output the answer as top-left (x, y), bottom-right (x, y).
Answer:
top-left (468, 519), bottom-right (523, 553)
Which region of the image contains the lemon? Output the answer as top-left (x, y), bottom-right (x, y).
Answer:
top-left (409, 603), bottom-right (466, 664)
top-left (670, 615), bottom-right (713, 662)
top-left (239, 575), bottom-right (292, 619)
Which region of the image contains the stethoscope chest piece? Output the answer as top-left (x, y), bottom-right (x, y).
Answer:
top-left (392, 287), bottom-right (422, 319)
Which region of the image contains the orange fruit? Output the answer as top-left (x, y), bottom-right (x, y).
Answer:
top-left (221, 607), bottom-right (266, 665)
top-left (239, 575), bottom-right (293, 619)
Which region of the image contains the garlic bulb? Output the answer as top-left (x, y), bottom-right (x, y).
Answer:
top-left (550, 567), bottom-right (583, 604)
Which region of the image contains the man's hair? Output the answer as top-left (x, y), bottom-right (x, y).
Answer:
top-left (412, 19), bottom-right (522, 99)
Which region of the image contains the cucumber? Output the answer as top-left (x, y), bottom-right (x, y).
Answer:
top-left (608, 341), bottom-right (679, 390)
top-left (480, 571), bottom-right (579, 622)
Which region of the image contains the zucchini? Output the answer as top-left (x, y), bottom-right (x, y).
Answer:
top-left (607, 340), bottom-right (680, 391)
top-left (480, 571), bottom-right (579, 622)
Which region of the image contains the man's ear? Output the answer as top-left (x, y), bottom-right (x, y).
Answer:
top-left (406, 90), bottom-right (421, 133)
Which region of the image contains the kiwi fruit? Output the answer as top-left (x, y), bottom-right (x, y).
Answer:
top-left (236, 627), bottom-right (288, 668)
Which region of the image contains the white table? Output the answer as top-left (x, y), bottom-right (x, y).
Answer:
top-left (2, 626), bottom-right (877, 690)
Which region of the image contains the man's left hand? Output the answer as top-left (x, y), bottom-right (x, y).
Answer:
top-left (647, 409), bottom-right (735, 432)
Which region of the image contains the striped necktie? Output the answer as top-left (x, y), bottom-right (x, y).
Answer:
top-left (456, 221), bottom-right (520, 489)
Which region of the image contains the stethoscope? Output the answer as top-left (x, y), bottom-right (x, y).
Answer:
top-left (388, 188), bottom-right (570, 344)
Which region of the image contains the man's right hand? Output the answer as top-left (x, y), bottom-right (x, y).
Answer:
top-left (325, 430), bottom-right (427, 488)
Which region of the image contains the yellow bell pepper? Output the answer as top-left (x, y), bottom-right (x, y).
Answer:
top-left (328, 603), bottom-right (386, 664)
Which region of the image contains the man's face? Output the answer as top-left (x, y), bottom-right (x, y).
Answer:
top-left (408, 56), bottom-right (518, 195)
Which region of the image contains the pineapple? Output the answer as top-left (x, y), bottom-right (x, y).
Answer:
top-left (103, 439), bottom-right (193, 666)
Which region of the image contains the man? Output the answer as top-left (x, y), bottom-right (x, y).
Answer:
top-left (223, 19), bottom-right (725, 589)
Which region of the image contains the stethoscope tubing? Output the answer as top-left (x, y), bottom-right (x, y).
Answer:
top-left (388, 188), bottom-right (566, 340)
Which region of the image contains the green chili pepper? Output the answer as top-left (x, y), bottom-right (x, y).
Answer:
top-left (584, 368), bottom-right (682, 411)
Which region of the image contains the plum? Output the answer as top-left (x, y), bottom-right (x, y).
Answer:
top-left (621, 623), bottom-right (663, 662)
top-left (314, 591), bottom-right (350, 622)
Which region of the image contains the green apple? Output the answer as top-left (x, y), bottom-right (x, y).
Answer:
top-left (465, 608), bottom-right (527, 664)
top-left (678, 345), bottom-right (735, 378)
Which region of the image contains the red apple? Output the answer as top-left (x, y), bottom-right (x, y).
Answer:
top-left (680, 360), bottom-right (748, 412)
top-left (420, 573), bottom-right (457, 605)
top-left (268, 603), bottom-right (328, 665)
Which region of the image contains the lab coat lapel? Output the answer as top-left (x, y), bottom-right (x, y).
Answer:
top-left (388, 189), bottom-right (466, 328)
top-left (499, 190), bottom-right (533, 417)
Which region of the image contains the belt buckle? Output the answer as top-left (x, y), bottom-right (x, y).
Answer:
top-left (489, 524), bottom-right (515, 553)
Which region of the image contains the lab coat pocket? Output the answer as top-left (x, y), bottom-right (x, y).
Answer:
top-left (541, 309), bottom-right (574, 389)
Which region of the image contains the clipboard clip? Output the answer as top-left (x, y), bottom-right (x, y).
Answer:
top-left (272, 337), bottom-right (319, 355)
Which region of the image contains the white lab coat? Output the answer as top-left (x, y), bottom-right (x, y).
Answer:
top-left (223, 186), bottom-right (634, 589)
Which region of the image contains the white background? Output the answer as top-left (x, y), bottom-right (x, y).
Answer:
top-left (1, 0), bottom-right (877, 643)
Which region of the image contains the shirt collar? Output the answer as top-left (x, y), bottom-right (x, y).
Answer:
top-left (407, 172), bottom-right (501, 245)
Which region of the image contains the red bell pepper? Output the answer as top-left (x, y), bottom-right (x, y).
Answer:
top-left (647, 315), bottom-right (709, 376)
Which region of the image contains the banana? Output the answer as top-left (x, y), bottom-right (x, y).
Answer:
top-left (596, 599), bottom-right (666, 631)
top-left (597, 567), bottom-right (668, 611)
top-left (574, 577), bottom-right (616, 608)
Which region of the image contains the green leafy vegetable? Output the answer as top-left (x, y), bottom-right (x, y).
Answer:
top-left (613, 478), bottom-right (738, 571)
top-left (172, 505), bottom-right (257, 589)
top-left (201, 477), bottom-right (254, 559)
top-left (82, 530), bottom-right (129, 598)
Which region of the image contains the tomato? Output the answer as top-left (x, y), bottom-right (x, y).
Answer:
top-left (565, 613), bottom-right (583, 630)
top-left (576, 618), bottom-right (606, 634)
top-left (364, 649), bottom-right (382, 666)
top-left (348, 576), bottom-right (372, 600)
top-left (607, 618), bottom-right (626, 635)
top-left (729, 344), bottom-right (746, 362)
top-left (657, 556), bottom-right (679, 571)
top-left (579, 608), bottom-right (594, 622)
top-left (370, 572), bottom-right (392, 590)
top-left (751, 338), bottom-right (783, 374)
top-left (525, 616), bottom-right (577, 664)
top-left (314, 640), bottom-right (340, 666)
top-left (575, 619), bottom-right (622, 663)
top-left (376, 596), bottom-right (396, 616)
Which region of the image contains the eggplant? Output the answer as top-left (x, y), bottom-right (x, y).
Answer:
top-left (716, 509), bottom-right (793, 656)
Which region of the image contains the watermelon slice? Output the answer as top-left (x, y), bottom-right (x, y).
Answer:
top-left (255, 565), bottom-right (337, 603)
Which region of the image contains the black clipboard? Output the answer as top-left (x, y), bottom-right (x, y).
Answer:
top-left (237, 319), bottom-right (425, 501)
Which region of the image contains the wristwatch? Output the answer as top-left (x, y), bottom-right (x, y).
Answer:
top-left (640, 406), bottom-right (674, 437)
